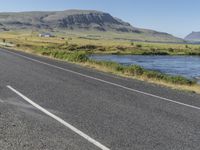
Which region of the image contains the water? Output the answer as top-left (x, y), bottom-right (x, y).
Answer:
top-left (90, 55), bottom-right (200, 82)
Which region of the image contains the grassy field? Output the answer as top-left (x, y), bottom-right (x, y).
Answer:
top-left (1, 30), bottom-right (200, 55)
top-left (0, 30), bottom-right (200, 93)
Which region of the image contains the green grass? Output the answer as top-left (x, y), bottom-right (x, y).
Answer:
top-left (42, 50), bottom-right (89, 62)
top-left (88, 60), bottom-right (195, 85)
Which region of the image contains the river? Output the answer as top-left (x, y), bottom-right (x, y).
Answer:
top-left (90, 55), bottom-right (200, 82)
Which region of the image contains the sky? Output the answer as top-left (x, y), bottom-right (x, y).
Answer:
top-left (0, 0), bottom-right (199, 38)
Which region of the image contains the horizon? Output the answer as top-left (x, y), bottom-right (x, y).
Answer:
top-left (0, 0), bottom-right (200, 38)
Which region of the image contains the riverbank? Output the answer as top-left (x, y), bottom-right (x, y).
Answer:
top-left (0, 31), bottom-right (200, 93)
top-left (90, 54), bottom-right (200, 83)
top-left (81, 60), bottom-right (200, 94)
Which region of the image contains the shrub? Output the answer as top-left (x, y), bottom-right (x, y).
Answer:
top-left (97, 47), bottom-right (106, 52)
top-left (92, 61), bottom-right (125, 72)
top-left (41, 49), bottom-right (88, 62)
top-left (65, 41), bottom-right (69, 46)
top-left (136, 44), bottom-right (142, 48)
top-left (115, 64), bottom-right (125, 72)
top-left (150, 48), bottom-right (156, 52)
top-left (143, 71), bottom-right (195, 85)
top-left (163, 75), bottom-right (195, 85)
top-left (78, 44), bottom-right (98, 50)
top-left (168, 48), bottom-right (174, 52)
top-left (67, 44), bottom-right (78, 51)
top-left (116, 46), bottom-right (126, 51)
top-left (65, 52), bottom-right (89, 62)
top-left (41, 51), bottom-right (51, 56)
top-left (144, 71), bottom-right (164, 79)
top-left (141, 52), bottom-right (169, 55)
top-left (126, 65), bottom-right (144, 76)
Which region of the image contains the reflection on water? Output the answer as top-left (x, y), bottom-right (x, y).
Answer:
top-left (90, 55), bottom-right (200, 82)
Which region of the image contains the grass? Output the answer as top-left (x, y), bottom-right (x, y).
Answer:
top-left (0, 30), bottom-right (199, 93)
top-left (1, 30), bottom-right (200, 55)
top-left (42, 50), bottom-right (89, 62)
top-left (87, 60), bottom-right (195, 85)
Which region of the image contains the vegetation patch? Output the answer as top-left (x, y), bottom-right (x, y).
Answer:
top-left (41, 50), bottom-right (89, 62)
top-left (88, 59), bottom-right (196, 86)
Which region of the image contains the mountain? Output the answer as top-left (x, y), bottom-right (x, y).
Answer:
top-left (0, 9), bottom-right (184, 43)
top-left (185, 31), bottom-right (200, 42)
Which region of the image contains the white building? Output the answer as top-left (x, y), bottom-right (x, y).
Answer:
top-left (39, 33), bottom-right (54, 38)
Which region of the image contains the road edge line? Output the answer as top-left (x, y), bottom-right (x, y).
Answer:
top-left (7, 85), bottom-right (110, 150)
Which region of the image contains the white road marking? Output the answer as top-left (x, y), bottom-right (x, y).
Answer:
top-left (2, 49), bottom-right (200, 111)
top-left (7, 85), bottom-right (110, 150)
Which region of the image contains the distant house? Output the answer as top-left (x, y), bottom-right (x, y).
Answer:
top-left (38, 33), bottom-right (55, 38)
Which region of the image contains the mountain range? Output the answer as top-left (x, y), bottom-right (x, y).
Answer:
top-left (185, 31), bottom-right (200, 42)
top-left (0, 9), bottom-right (184, 43)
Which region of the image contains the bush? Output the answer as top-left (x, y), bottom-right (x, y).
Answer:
top-left (150, 48), bottom-right (156, 52)
top-left (65, 41), bottom-right (69, 46)
top-left (67, 44), bottom-right (78, 51)
top-left (92, 61), bottom-right (125, 72)
top-left (143, 71), bottom-right (195, 85)
top-left (126, 65), bottom-right (144, 76)
top-left (41, 50), bottom-right (88, 62)
top-left (144, 71), bottom-right (164, 79)
top-left (163, 75), bottom-right (195, 85)
top-left (41, 51), bottom-right (51, 56)
top-left (78, 44), bottom-right (98, 50)
top-left (168, 48), bottom-right (174, 52)
top-left (66, 52), bottom-right (89, 62)
top-left (136, 44), bottom-right (142, 48)
top-left (141, 52), bottom-right (169, 55)
top-left (116, 46), bottom-right (126, 51)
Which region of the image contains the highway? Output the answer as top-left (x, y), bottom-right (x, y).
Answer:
top-left (1, 48), bottom-right (200, 150)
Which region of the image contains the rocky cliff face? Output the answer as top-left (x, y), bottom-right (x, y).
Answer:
top-left (0, 10), bottom-right (139, 32)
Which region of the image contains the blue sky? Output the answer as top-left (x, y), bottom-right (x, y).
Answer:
top-left (0, 0), bottom-right (199, 38)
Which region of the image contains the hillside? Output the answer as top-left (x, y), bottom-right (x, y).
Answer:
top-left (0, 9), bottom-right (184, 43)
top-left (185, 31), bottom-right (200, 42)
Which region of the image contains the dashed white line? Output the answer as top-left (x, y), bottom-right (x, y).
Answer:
top-left (2, 49), bottom-right (200, 111)
top-left (7, 85), bottom-right (110, 150)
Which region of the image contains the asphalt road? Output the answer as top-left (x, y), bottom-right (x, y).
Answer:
top-left (1, 48), bottom-right (200, 150)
